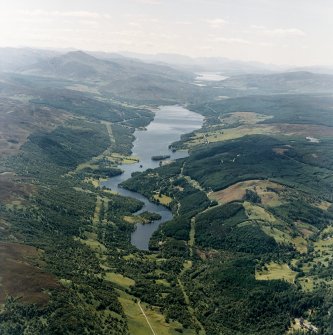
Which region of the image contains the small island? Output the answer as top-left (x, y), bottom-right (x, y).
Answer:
top-left (151, 154), bottom-right (171, 161)
top-left (139, 211), bottom-right (162, 224)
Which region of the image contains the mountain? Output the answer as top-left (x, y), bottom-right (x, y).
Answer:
top-left (220, 71), bottom-right (333, 94)
top-left (20, 50), bottom-right (194, 82)
top-left (16, 50), bottom-right (206, 103)
top-left (0, 47), bottom-right (59, 72)
top-left (15, 50), bottom-right (333, 101)
top-left (118, 52), bottom-right (285, 75)
top-left (288, 65), bottom-right (333, 75)
top-left (19, 50), bottom-right (125, 80)
top-left (3, 46), bottom-right (333, 334)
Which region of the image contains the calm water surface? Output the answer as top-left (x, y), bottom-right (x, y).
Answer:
top-left (193, 72), bottom-right (229, 87)
top-left (102, 105), bottom-right (204, 250)
top-left (195, 72), bottom-right (229, 82)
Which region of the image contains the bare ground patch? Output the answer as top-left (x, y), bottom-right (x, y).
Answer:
top-left (274, 123), bottom-right (333, 138)
top-left (209, 179), bottom-right (284, 206)
top-left (0, 242), bottom-right (59, 305)
top-left (0, 173), bottom-right (36, 204)
top-left (0, 97), bottom-right (70, 157)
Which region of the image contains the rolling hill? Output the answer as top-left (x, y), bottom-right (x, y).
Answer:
top-left (219, 71), bottom-right (333, 94)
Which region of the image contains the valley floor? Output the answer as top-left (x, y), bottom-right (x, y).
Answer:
top-left (1, 67), bottom-right (333, 335)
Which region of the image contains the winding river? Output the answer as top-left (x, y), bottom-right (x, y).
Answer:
top-left (102, 105), bottom-right (204, 250)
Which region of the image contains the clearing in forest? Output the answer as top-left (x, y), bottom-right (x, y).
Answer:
top-left (209, 179), bottom-right (284, 206)
top-left (256, 262), bottom-right (297, 284)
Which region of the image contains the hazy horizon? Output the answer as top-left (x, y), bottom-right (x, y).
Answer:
top-left (1, 0), bottom-right (332, 67)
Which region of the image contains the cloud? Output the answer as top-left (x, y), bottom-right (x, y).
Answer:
top-left (250, 25), bottom-right (266, 30)
top-left (175, 21), bottom-right (192, 25)
top-left (19, 9), bottom-right (111, 19)
top-left (264, 28), bottom-right (306, 36)
top-left (251, 25), bottom-right (306, 36)
top-left (213, 37), bottom-right (252, 45)
top-left (132, 0), bottom-right (162, 4)
top-left (128, 22), bottom-right (142, 27)
top-left (206, 18), bottom-right (227, 29)
top-left (212, 36), bottom-right (275, 47)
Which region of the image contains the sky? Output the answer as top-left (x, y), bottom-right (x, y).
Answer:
top-left (0, 0), bottom-right (332, 66)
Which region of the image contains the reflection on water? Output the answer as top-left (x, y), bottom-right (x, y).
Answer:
top-left (102, 105), bottom-right (204, 250)
top-left (195, 72), bottom-right (229, 82)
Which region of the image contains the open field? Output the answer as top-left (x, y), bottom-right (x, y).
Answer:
top-left (108, 153), bottom-right (139, 165)
top-left (65, 84), bottom-right (101, 95)
top-left (274, 123), bottom-right (333, 138)
top-left (219, 111), bottom-right (273, 126)
top-left (117, 290), bottom-right (192, 335)
top-left (287, 318), bottom-right (319, 334)
top-left (155, 279), bottom-right (171, 287)
top-left (186, 124), bottom-right (277, 147)
top-left (77, 237), bottom-right (108, 253)
top-left (261, 226), bottom-right (308, 253)
top-left (92, 195), bottom-right (103, 224)
top-left (181, 116), bottom-right (333, 149)
top-left (104, 273), bottom-right (135, 289)
top-left (256, 262), bottom-right (297, 284)
top-left (244, 201), bottom-right (277, 223)
top-left (296, 229), bottom-right (333, 290)
top-left (123, 215), bottom-right (139, 224)
top-left (209, 179), bottom-right (284, 206)
top-left (153, 194), bottom-right (172, 206)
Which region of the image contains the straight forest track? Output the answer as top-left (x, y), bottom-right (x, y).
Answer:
top-left (101, 121), bottom-right (116, 144)
top-left (188, 217), bottom-right (196, 257)
top-left (177, 276), bottom-right (206, 335)
top-left (138, 301), bottom-right (157, 335)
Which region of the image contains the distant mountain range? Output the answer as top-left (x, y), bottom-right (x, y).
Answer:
top-left (1, 47), bottom-right (333, 77)
top-left (18, 50), bottom-right (193, 82)
top-left (3, 49), bottom-right (202, 103)
top-left (0, 48), bottom-right (60, 72)
top-left (1, 48), bottom-right (333, 101)
top-left (218, 71), bottom-right (333, 94)
top-left (117, 52), bottom-right (286, 75)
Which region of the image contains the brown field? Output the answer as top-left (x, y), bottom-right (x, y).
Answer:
top-left (274, 123), bottom-right (333, 138)
top-left (209, 179), bottom-right (284, 206)
top-left (273, 147), bottom-right (290, 155)
top-left (0, 242), bottom-right (59, 305)
top-left (0, 219), bottom-right (12, 240)
top-left (0, 96), bottom-right (70, 157)
top-left (196, 248), bottom-right (220, 260)
top-left (0, 173), bottom-right (35, 204)
top-left (153, 194), bottom-right (172, 205)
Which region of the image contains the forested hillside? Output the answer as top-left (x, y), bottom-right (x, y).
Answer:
top-left (1, 48), bottom-right (333, 334)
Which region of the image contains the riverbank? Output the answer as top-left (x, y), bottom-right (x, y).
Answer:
top-left (102, 105), bottom-right (204, 250)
